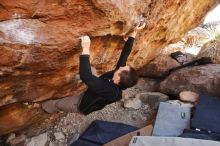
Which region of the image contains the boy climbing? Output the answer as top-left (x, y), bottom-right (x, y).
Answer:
top-left (41, 23), bottom-right (146, 115)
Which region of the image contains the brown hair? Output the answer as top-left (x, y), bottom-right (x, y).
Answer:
top-left (119, 66), bottom-right (138, 89)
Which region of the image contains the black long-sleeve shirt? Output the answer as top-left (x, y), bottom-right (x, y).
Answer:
top-left (78, 37), bottom-right (134, 115)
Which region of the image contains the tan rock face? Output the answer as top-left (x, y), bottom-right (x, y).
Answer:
top-left (0, 103), bottom-right (45, 136)
top-left (0, 0), bottom-right (219, 135)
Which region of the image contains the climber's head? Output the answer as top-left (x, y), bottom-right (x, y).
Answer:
top-left (113, 65), bottom-right (138, 89)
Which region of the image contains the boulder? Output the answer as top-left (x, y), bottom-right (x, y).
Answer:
top-left (196, 40), bottom-right (220, 64)
top-left (25, 133), bottom-right (48, 146)
top-left (138, 55), bottom-right (180, 78)
top-left (138, 54), bottom-right (195, 78)
top-left (54, 132), bottom-right (65, 140)
top-left (0, 103), bottom-right (45, 136)
top-left (124, 97), bottom-right (142, 109)
top-left (8, 134), bottom-right (27, 146)
top-left (136, 92), bottom-right (169, 110)
top-left (159, 64), bottom-right (220, 97)
top-left (122, 78), bottom-right (160, 100)
top-left (124, 92), bottom-right (169, 110)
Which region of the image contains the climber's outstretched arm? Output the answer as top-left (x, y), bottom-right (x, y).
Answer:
top-left (115, 22), bottom-right (146, 70)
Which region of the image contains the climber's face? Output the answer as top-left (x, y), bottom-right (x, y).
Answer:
top-left (113, 66), bottom-right (130, 85)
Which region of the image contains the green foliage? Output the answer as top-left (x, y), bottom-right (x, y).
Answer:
top-left (216, 34), bottom-right (220, 40)
top-left (202, 21), bottom-right (220, 41)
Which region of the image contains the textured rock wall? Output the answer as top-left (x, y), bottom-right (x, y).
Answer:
top-left (0, 0), bottom-right (219, 135)
top-left (159, 64), bottom-right (220, 97)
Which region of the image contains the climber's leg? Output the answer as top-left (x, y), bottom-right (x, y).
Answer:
top-left (42, 93), bottom-right (84, 113)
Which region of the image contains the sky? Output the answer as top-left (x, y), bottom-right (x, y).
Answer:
top-left (204, 4), bottom-right (220, 24)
